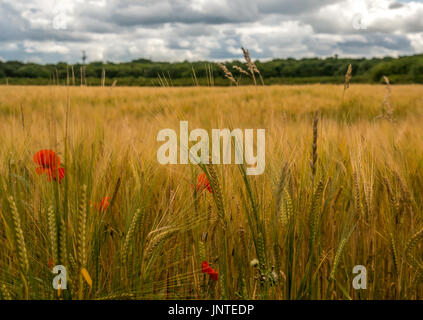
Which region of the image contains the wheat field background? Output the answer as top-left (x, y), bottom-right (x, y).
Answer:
top-left (0, 84), bottom-right (422, 300)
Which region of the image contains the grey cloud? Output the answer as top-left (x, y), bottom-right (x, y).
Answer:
top-left (76, 0), bottom-right (259, 28)
top-left (0, 2), bottom-right (30, 41)
top-left (389, 2), bottom-right (404, 9)
top-left (258, 0), bottom-right (340, 15)
top-left (75, 0), bottom-right (341, 29)
top-left (1, 0), bottom-right (422, 63)
top-left (302, 2), bottom-right (423, 35)
top-left (368, 7), bottom-right (423, 33)
top-left (0, 2), bottom-right (91, 43)
top-left (337, 33), bottom-right (412, 54)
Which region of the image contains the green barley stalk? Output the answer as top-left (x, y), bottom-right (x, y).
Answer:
top-left (330, 238), bottom-right (347, 280)
top-left (59, 218), bottom-right (67, 266)
top-left (257, 232), bottom-right (267, 274)
top-left (144, 231), bottom-right (174, 259)
top-left (122, 208), bottom-right (144, 265)
top-left (279, 188), bottom-right (293, 228)
top-left (310, 112), bottom-right (319, 184)
top-left (405, 227), bottom-right (423, 286)
top-left (77, 184), bottom-right (87, 300)
top-left (329, 207), bottom-right (356, 288)
top-left (405, 228), bottom-right (423, 272)
top-left (47, 204), bottom-right (58, 265)
top-left (307, 179), bottom-right (324, 299)
top-left (309, 180), bottom-right (324, 250)
top-left (8, 196), bottom-right (29, 273)
top-left (390, 233), bottom-right (399, 276)
top-left (198, 240), bottom-right (206, 263)
top-left (352, 172), bottom-right (361, 218)
top-left (205, 163), bottom-right (226, 226)
top-left (199, 162), bottom-right (231, 297)
top-left (77, 185), bottom-right (87, 267)
top-left (238, 226), bottom-right (248, 263)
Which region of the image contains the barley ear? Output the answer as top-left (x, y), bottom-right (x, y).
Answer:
top-left (330, 238), bottom-right (347, 280)
top-left (205, 163), bottom-right (226, 228)
top-left (342, 64), bottom-right (352, 101)
top-left (217, 63), bottom-right (238, 86)
top-left (198, 240), bottom-right (206, 263)
top-left (47, 204), bottom-right (58, 265)
top-left (122, 208), bottom-right (144, 265)
top-left (279, 188), bottom-right (293, 228)
top-left (310, 112), bottom-right (319, 183)
top-left (310, 180), bottom-right (324, 248)
top-left (8, 196), bottom-right (29, 273)
top-left (390, 233), bottom-right (399, 275)
top-left (405, 228), bottom-right (423, 272)
top-left (256, 232), bottom-right (266, 272)
top-left (77, 185), bottom-right (87, 267)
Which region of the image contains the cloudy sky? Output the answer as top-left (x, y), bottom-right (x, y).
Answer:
top-left (0, 0), bottom-right (422, 63)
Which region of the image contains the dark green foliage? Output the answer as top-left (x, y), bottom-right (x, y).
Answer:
top-left (1, 54), bottom-right (423, 85)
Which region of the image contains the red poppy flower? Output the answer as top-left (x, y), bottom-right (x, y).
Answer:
top-left (46, 167), bottom-right (65, 184)
top-left (33, 150), bottom-right (65, 183)
top-left (201, 261), bottom-right (213, 274)
top-left (95, 197), bottom-right (111, 212)
top-left (209, 269), bottom-right (218, 281)
top-left (33, 150), bottom-right (60, 173)
top-left (201, 261), bottom-right (218, 281)
top-left (196, 173), bottom-right (212, 193)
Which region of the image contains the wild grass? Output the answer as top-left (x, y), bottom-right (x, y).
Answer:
top-left (0, 84), bottom-right (422, 299)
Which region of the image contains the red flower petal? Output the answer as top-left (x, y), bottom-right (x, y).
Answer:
top-left (201, 261), bottom-right (212, 274)
top-left (209, 269), bottom-right (218, 281)
top-left (33, 150), bottom-right (60, 170)
top-left (57, 167), bottom-right (65, 183)
top-left (45, 167), bottom-right (65, 184)
top-left (96, 197), bottom-right (111, 212)
top-left (196, 173), bottom-right (212, 193)
top-left (35, 167), bottom-right (45, 175)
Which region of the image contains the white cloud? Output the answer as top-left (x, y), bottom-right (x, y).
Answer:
top-left (0, 0), bottom-right (422, 63)
top-left (408, 33), bottom-right (423, 52)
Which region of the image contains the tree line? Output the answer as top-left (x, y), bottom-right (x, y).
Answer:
top-left (1, 54), bottom-right (422, 86)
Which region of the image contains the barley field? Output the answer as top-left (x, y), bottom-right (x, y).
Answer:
top-left (0, 84), bottom-right (423, 300)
